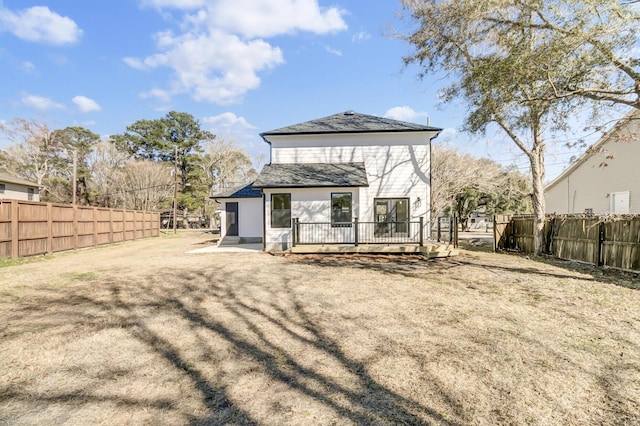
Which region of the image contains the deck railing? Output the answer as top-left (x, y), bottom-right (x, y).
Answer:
top-left (292, 217), bottom-right (424, 247)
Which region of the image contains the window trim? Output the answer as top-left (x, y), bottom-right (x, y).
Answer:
top-left (331, 192), bottom-right (352, 227)
top-left (270, 193), bottom-right (291, 229)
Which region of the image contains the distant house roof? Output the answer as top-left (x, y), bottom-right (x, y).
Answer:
top-left (0, 172), bottom-right (39, 187)
top-left (212, 182), bottom-right (262, 199)
top-left (545, 109), bottom-right (640, 191)
top-left (253, 162), bottom-right (369, 188)
top-left (260, 111), bottom-right (441, 136)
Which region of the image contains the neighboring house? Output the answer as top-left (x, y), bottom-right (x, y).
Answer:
top-left (0, 172), bottom-right (40, 202)
top-left (214, 111), bottom-right (441, 250)
top-left (545, 109), bottom-right (640, 214)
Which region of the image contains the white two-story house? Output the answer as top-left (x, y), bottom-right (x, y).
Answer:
top-left (214, 111), bottom-right (441, 251)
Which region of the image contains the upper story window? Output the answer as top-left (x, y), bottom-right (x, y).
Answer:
top-left (0, 183), bottom-right (5, 194)
top-left (27, 188), bottom-right (34, 201)
top-left (271, 193), bottom-right (291, 228)
top-left (331, 192), bottom-right (352, 226)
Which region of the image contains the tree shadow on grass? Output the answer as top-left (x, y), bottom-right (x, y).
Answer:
top-left (174, 274), bottom-right (463, 425)
top-left (1, 264), bottom-right (465, 425)
top-left (289, 251), bottom-right (640, 291)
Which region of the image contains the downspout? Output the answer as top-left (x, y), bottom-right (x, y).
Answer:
top-left (259, 132), bottom-right (272, 251)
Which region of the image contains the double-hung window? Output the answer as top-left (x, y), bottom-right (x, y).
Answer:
top-left (331, 192), bottom-right (352, 226)
top-left (271, 193), bottom-right (291, 228)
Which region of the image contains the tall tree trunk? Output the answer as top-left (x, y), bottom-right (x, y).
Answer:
top-left (530, 143), bottom-right (546, 255)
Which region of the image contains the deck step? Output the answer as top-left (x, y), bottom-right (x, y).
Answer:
top-left (290, 244), bottom-right (459, 257)
top-left (218, 236), bottom-right (241, 246)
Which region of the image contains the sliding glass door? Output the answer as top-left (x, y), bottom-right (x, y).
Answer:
top-left (374, 198), bottom-right (409, 236)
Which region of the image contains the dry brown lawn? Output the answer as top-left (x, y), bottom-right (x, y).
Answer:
top-left (1, 232), bottom-right (639, 425)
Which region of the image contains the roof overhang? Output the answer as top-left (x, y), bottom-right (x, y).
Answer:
top-left (253, 162), bottom-right (369, 189)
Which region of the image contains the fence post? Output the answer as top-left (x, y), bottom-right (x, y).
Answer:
top-left (419, 217), bottom-right (424, 247)
top-left (73, 204), bottom-right (78, 251)
top-left (493, 215), bottom-right (497, 252)
top-left (454, 215), bottom-right (459, 248)
top-left (449, 216), bottom-right (453, 245)
top-left (109, 209), bottom-right (113, 243)
top-left (597, 221), bottom-right (605, 267)
top-left (93, 207), bottom-right (98, 246)
top-left (437, 217), bottom-right (441, 242)
top-left (47, 203), bottom-right (53, 254)
top-left (354, 217), bottom-right (359, 246)
top-left (11, 200), bottom-right (18, 259)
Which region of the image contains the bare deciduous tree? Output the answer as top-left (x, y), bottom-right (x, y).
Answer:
top-left (110, 161), bottom-right (173, 211)
top-left (203, 138), bottom-right (258, 191)
top-left (0, 117), bottom-right (62, 189)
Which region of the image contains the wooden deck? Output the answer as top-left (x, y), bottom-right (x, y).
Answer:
top-left (290, 242), bottom-right (459, 258)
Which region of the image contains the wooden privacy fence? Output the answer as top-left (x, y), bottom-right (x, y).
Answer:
top-left (0, 200), bottom-right (160, 259)
top-left (495, 214), bottom-right (640, 272)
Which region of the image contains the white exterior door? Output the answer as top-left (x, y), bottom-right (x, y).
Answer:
top-left (611, 191), bottom-right (630, 214)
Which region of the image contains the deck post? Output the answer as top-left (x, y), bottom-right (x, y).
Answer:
top-left (292, 218), bottom-right (298, 247)
top-left (597, 221), bottom-right (605, 266)
top-left (354, 217), bottom-right (359, 246)
top-left (419, 217), bottom-right (424, 247)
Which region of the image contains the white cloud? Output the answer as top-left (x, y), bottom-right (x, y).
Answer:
top-left (21, 94), bottom-right (65, 111)
top-left (72, 95), bottom-right (101, 113)
top-left (123, 57), bottom-right (147, 70)
top-left (141, 88), bottom-right (172, 103)
top-left (140, 0), bottom-right (205, 10)
top-left (352, 31), bottom-right (371, 42)
top-left (203, 112), bottom-right (256, 130)
top-left (126, 29), bottom-right (284, 104)
top-left (201, 112), bottom-right (266, 163)
top-left (384, 106), bottom-right (430, 124)
top-left (324, 45), bottom-right (342, 56)
top-left (20, 61), bottom-right (36, 73)
top-left (438, 128), bottom-right (458, 142)
top-left (127, 0), bottom-right (347, 104)
top-left (0, 5), bottom-right (82, 45)
top-left (197, 0), bottom-right (347, 39)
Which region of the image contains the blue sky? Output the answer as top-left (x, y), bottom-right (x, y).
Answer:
top-left (0, 0), bottom-right (601, 180)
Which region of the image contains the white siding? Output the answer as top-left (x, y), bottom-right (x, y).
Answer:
top-left (217, 197), bottom-right (263, 240)
top-left (263, 187), bottom-right (361, 250)
top-left (262, 132), bottom-right (435, 249)
top-left (545, 121), bottom-right (640, 214)
top-left (0, 182), bottom-right (40, 202)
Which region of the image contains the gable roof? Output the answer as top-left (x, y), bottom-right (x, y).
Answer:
top-left (253, 162), bottom-right (369, 188)
top-left (211, 182), bottom-right (261, 199)
top-left (260, 111), bottom-right (441, 136)
top-left (545, 109), bottom-right (640, 191)
top-left (0, 172), bottom-right (39, 187)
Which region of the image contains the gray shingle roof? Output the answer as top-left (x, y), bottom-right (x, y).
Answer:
top-left (253, 162), bottom-right (369, 188)
top-left (260, 111), bottom-right (441, 136)
top-left (0, 172), bottom-right (38, 187)
top-left (211, 182), bottom-right (262, 198)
